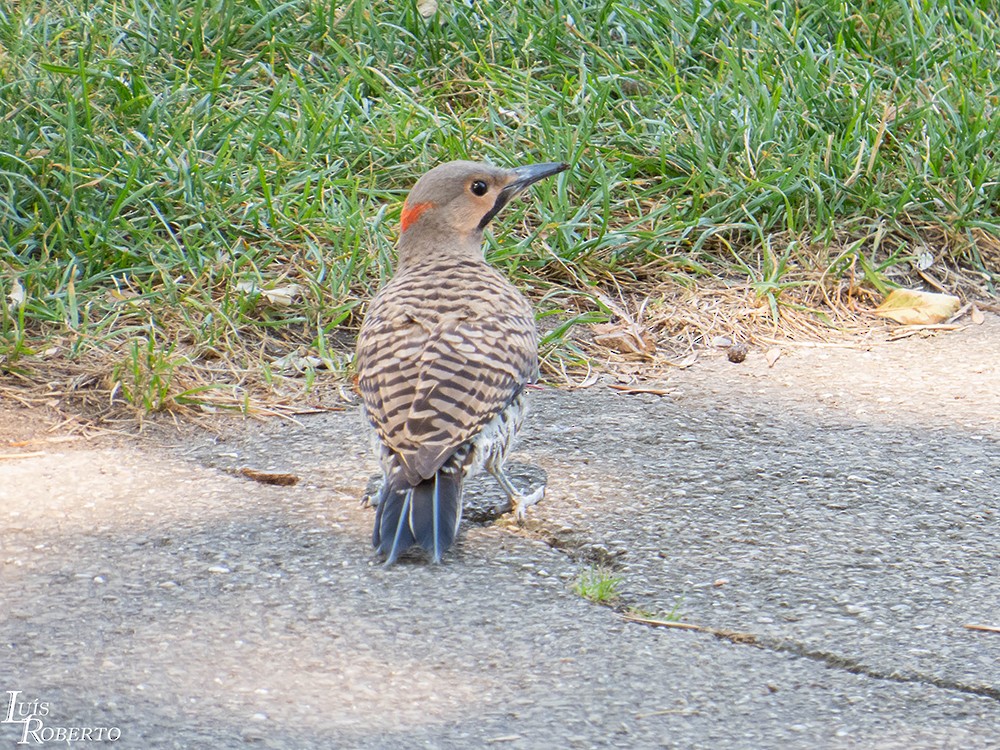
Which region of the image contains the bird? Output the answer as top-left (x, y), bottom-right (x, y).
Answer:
top-left (355, 159), bottom-right (568, 564)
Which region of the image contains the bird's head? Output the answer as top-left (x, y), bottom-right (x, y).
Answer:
top-left (397, 160), bottom-right (568, 252)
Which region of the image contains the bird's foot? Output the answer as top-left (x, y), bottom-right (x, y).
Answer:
top-left (510, 484), bottom-right (546, 525)
top-left (360, 474), bottom-right (385, 508)
top-left (490, 466), bottom-right (546, 525)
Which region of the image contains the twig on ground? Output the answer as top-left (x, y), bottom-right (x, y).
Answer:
top-left (964, 624), bottom-right (1000, 634)
top-left (607, 384), bottom-right (673, 396)
top-left (621, 613), bottom-right (704, 631)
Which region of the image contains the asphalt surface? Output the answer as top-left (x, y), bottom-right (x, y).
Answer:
top-left (1, 316), bottom-right (998, 748)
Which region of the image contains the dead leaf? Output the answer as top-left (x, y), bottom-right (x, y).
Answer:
top-left (666, 353), bottom-right (698, 369)
top-left (236, 281), bottom-right (302, 307)
top-left (765, 347), bottom-right (782, 368)
top-left (971, 306), bottom-right (985, 325)
top-left (238, 467), bottom-right (299, 486)
top-left (261, 284), bottom-right (302, 307)
top-left (591, 322), bottom-right (656, 357)
top-left (417, 0), bottom-right (438, 17)
top-left (560, 369), bottom-right (601, 391)
top-left (565, 370), bottom-right (600, 390)
top-left (7, 279), bottom-right (25, 311)
top-left (873, 289), bottom-right (960, 325)
top-left (272, 350), bottom-right (324, 373)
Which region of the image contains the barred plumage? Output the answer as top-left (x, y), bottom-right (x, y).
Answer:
top-left (355, 160), bottom-right (567, 564)
top-left (357, 259), bottom-right (537, 484)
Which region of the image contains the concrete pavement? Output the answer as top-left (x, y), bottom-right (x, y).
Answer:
top-left (1, 316), bottom-right (997, 748)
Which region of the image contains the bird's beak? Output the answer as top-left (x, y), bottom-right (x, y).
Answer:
top-left (478, 162), bottom-right (569, 230)
top-left (503, 162), bottom-right (570, 199)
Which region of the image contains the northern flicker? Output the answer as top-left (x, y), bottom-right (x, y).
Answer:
top-left (356, 159), bottom-right (568, 564)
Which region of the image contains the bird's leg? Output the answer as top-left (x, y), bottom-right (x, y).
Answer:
top-left (489, 468), bottom-right (545, 524)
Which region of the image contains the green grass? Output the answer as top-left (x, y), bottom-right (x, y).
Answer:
top-left (2, 0), bottom-right (999, 410)
top-left (574, 564), bottom-right (622, 604)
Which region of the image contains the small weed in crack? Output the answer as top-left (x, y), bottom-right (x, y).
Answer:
top-left (573, 565), bottom-right (623, 605)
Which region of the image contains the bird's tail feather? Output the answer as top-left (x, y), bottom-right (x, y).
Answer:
top-left (373, 470), bottom-right (463, 564)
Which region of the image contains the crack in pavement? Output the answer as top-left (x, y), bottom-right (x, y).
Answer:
top-left (364, 456), bottom-right (999, 715)
top-left (509, 515), bottom-right (1000, 706)
top-left (618, 591), bottom-right (1000, 706)
top-left (621, 609), bottom-right (1000, 703)
top-left (753, 636), bottom-right (1000, 704)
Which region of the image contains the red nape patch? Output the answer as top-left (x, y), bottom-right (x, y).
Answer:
top-left (400, 200), bottom-right (433, 232)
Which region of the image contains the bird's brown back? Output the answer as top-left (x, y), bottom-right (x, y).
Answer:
top-left (356, 256), bottom-right (538, 485)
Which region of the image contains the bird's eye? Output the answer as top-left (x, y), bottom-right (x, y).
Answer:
top-left (470, 180), bottom-right (489, 197)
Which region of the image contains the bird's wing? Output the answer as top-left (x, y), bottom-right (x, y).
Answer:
top-left (356, 304), bottom-right (427, 460)
top-left (357, 299), bottom-right (537, 484)
top-left (402, 312), bottom-right (537, 480)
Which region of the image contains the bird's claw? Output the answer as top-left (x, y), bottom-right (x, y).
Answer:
top-left (510, 485), bottom-right (546, 525)
top-left (360, 475), bottom-right (385, 508)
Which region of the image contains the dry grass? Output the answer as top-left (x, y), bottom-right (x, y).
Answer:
top-left (0, 333), bottom-right (349, 431)
top-left (4, 245), bottom-right (990, 433)
top-left (539, 230), bottom-right (995, 387)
